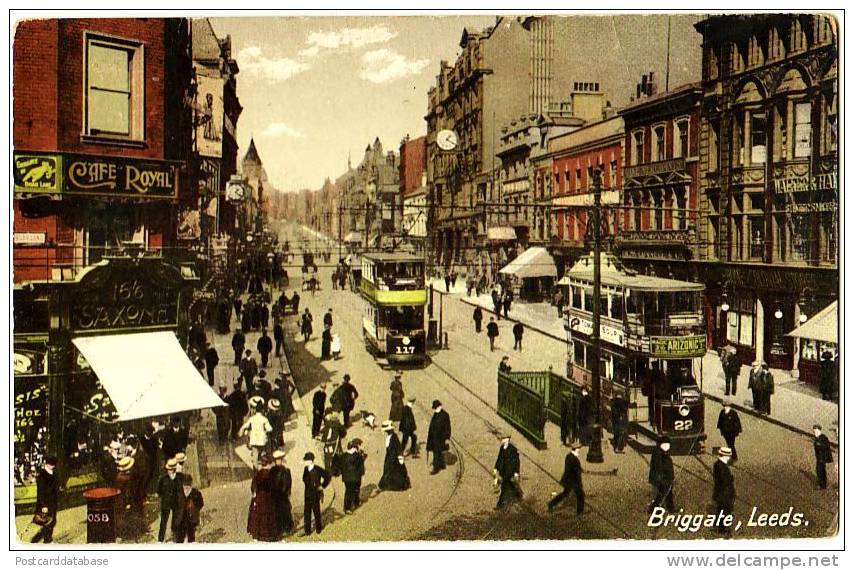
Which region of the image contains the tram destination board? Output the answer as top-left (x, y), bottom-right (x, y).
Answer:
top-left (649, 335), bottom-right (706, 358)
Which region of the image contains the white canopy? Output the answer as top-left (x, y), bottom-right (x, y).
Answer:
top-left (499, 246), bottom-right (557, 279)
top-left (73, 331), bottom-right (225, 422)
top-left (787, 301), bottom-right (838, 344)
top-left (487, 227), bottom-right (517, 241)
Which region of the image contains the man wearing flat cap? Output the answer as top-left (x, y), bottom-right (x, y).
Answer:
top-left (302, 452), bottom-right (331, 536)
top-left (427, 400), bottom-right (452, 474)
top-left (493, 434), bottom-right (521, 509)
top-left (548, 442), bottom-right (584, 515)
top-left (712, 447), bottom-right (735, 534)
top-left (156, 458), bottom-right (184, 542)
top-left (813, 424), bottom-right (833, 490)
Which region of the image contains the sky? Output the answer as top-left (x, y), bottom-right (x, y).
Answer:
top-left (211, 15), bottom-right (701, 194)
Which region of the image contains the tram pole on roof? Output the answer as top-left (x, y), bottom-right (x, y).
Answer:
top-left (587, 168), bottom-right (605, 464)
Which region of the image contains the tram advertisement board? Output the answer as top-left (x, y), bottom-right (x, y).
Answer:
top-left (649, 335), bottom-right (705, 358)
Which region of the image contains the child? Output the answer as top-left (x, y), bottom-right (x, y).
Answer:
top-left (331, 333), bottom-right (342, 360)
top-left (173, 474), bottom-right (204, 543)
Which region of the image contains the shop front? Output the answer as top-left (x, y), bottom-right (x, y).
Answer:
top-left (13, 254), bottom-right (223, 506)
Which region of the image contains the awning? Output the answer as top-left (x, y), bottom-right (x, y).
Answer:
top-left (72, 331), bottom-right (225, 422)
top-left (787, 301), bottom-right (837, 344)
top-left (344, 231), bottom-right (362, 243)
top-left (499, 246), bottom-right (557, 279)
top-left (487, 227), bottom-right (517, 241)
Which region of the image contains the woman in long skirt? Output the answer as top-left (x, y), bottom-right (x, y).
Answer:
top-left (247, 455), bottom-right (279, 541)
top-left (389, 374), bottom-right (404, 422)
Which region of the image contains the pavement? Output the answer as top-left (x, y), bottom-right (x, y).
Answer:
top-left (439, 278), bottom-right (839, 445)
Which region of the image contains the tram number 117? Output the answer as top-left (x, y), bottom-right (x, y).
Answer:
top-left (394, 346), bottom-right (415, 354)
top-left (673, 420), bottom-right (694, 431)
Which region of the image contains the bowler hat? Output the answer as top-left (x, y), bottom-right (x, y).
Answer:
top-left (813, 424), bottom-right (823, 431)
top-left (43, 455), bottom-right (57, 467)
top-left (303, 452), bottom-right (315, 461)
top-left (570, 442), bottom-right (583, 450)
top-left (259, 454), bottom-right (272, 466)
top-left (432, 400), bottom-right (442, 409)
top-left (658, 436), bottom-right (671, 445)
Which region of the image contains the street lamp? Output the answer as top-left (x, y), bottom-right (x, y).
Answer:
top-left (587, 168), bottom-right (605, 464)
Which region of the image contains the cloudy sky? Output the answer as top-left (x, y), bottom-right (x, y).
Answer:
top-left (211, 15), bottom-right (700, 194)
top-left (211, 16), bottom-right (495, 192)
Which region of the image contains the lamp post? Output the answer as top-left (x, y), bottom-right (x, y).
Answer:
top-left (587, 168), bottom-right (605, 464)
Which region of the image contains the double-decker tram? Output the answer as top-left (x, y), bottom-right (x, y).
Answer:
top-left (360, 253), bottom-right (427, 364)
top-left (563, 253), bottom-right (707, 453)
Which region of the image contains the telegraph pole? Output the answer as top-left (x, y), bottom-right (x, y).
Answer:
top-left (587, 168), bottom-right (605, 464)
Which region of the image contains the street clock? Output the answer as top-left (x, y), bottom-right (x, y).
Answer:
top-left (226, 180), bottom-right (246, 201)
top-left (436, 129), bottom-right (459, 151)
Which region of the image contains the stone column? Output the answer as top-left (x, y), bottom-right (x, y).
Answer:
top-left (755, 296), bottom-right (765, 363)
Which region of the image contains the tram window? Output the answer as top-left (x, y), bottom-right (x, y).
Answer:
top-left (626, 291), bottom-right (638, 314)
top-left (571, 286), bottom-right (582, 308)
top-left (583, 288), bottom-right (592, 311)
top-left (573, 342), bottom-right (586, 369)
top-left (610, 295), bottom-right (623, 319)
top-left (381, 306), bottom-right (423, 331)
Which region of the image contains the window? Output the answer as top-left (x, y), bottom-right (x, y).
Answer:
top-left (706, 45), bottom-right (720, 80)
top-left (725, 296), bottom-right (754, 347)
top-left (675, 119), bottom-right (689, 159)
top-left (790, 214), bottom-right (811, 261)
top-left (709, 119), bottom-right (720, 171)
top-left (609, 160), bottom-right (617, 189)
top-left (575, 168), bottom-right (582, 190)
top-left (823, 90), bottom-right (838, 153)
top-left (820, 213), bottom-right (837, 263)
top-left (653, 125), bottom-right (666, 162)
top-left (632, 131), bottom-right (645, 165)
top-left (573, 341), bottom-right (585, 369)
top-left (587, 166), bottom-right (594, 189)
top-left (768, 26), bottom-right (784, 61)
top-left (790, 18), bottom-right (807, 53)
top-left (733, 118), bottom-right (745, 166)
top-left (747, 35), bottom-right (764, 68)
top-left (750, 112), bottom-right (767, 164)
top-left (749, 216), bottom-right (764, 259)
top-left (84, 34), bottom-right (144, 140)
top-left (730, 42), bottom-right (744, 73)
top-left (816, 15), bottom-right (835, 45)
top-left (565, 168), bottom-right (571, 192)
top-left (793, 102), bottom-right (812, 158)
top-left (673, 188), bottom-right (687, 230)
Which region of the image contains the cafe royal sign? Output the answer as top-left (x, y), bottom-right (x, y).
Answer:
top-left (13, 151), bottom-right (179, 198)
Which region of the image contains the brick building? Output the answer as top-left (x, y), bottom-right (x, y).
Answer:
top-left (399, 135), bottom-right (428, 253)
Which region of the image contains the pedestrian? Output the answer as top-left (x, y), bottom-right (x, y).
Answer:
top-left (261, 303), bottom-right (270, 329)
top-left (226, 382), bottom-right (249, 441)
top-left (503, 290), bottom-right (512, 318)
top-left (323, 308), bottom-right (333, 329)
top-left (466, 275), bottom-right (474, 297)
top-left (813, 424), bottom-right (833, 490)
top-left (486, 317), bottom-right (499, 352)
top-left (292, 291), bottom-right (301, 314)
top-left (548, 442), bottom-right (584, 514)
top-left (300, 308), bottom-right (313, 342)
top-left (162, 421), bottom-right (188, 464)
top-left (717, 400), bottom-right (742, 461)
top-left (257, 329), bottom-right (273, 368)
top-left (331, 333), bottom-right (342, 360)
top-left (173, 474), bottom-right (204, 543)
top-left (493, 433), bottom-right (521, 509)
top-left (610, 392), bottom-right (629, 453)
top-left (321, 409), bottom-right (345, 476)
top-left (512, 321), bottom-right (524, 351)
top-left (747, 361), bottom-right (762, 412)
top-left (273, 322), bottom-right (284, 357)
top-left (712, 447), bottom-right (735, 534)
top-left (241, 398), bottom-right (273, 469)
top-left (378, 420), bottom-right (402, 490)
top-left (332, 268), bottom-right (338, 291)
top-left (337, 374), bottom-right (359, 427)
top-left (231, 329), bottom-right (245, 366)
top-left (241, 305), bottom-right (252, 333)
top-left (214, 386), bottom-right (231, 443)
top-left (247, 454), bottom-right (278, 542)
top-left (240, 350), bottom-right (259, 387)
top-left (203, 342), bottom-right (219, 387)
top-left (233, 297), bottom-right (243, 321)
top-left (311, 384), bottom-right (327, 439)
top-left (722, 346), bottom-right (740, 396)
top-left (125, 435), bottom-right (147, 514)
top-left (577, 387), bottom-right (593, 446)
top-left (473, 306), bottom-right (483, 333)
top-left (452, 270), bottom-right (459, 290)
top-left (156, 458), bottom-right (184, 542)
top-left (270, 450), bottom-right (294, 536)
top-left (277, 372), bottom-right (297, 420)
top-left (30, 455), bottom-right (58, 543)
top-left (400, 397), bottom-right (419, 457)
top-left (761, 362), bottom-right (774, 415)
top-left (321, 324), bottom-right (332, 360)
top-left (820, 351), bottom-right (837, 401)
top-left (553, 288), bottom-right (564, 319)
top-left (498, 355), bottom-right (512, 374)
top-left (426, 400), bottom-right (451, 475)
top-left (389, 372), bottom-right (405, 422)
top-left (302, 452), bottom-right (331, 536)
top-left (341, 439), bottom-right (367, 513)
top-left (648, 437), bottom-right (675, 513)
top-left (492, 290), bottom-right (502, 321)
top-left (141, 424), bottom-right (159, 493)
top-left (267, 399), bottom-right (284, 450)
top-left (444, 272), bottom-right (451, 292)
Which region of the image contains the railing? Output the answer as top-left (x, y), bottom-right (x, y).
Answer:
top-left (497, 371), bottom-right (546, 448)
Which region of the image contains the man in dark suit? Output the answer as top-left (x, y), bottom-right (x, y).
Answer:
top-left (226, 383), bottom-right (249, 441)
top-left (31, 455), bottom-right (58, 543)
top-left (203, 343), bottom-right (219, 387)
top-left (512, 322), bottom-right (524, 351)
top-left (341, 440), bottom-right (367, 513)
top-left (486, 317), bottom-right (499, 352)
top-left (302, 452), bottom-right (331, 536)
top-left (273, 322), bottom-right (284, 357)
top-left (323, 308), bottom-right (334, 329)
top-left (648, 437), bottom-right (675, 513)
top-left (610, 392), bottom-right (629, 453)
top-left (312, 384), bottom-right (327, 438)
top-left (337, 374), bottom-right (359, 428)
top-left (493, 434), bottom-right (521, 509)
top-left (712, 447), bottom-right (735, 534)
top-left (717, 400), bottom-right (743, 460)
top-left (257, 329), bottom-right (273, 368)
top-left (399, 397), bottom-right (419, 457)
top-left (231, 329), bottom-right (245, 366)
top-left (473, 306), bottom-right (483, 333)
top-left (156, 458), bottom-right (184, 542)
top-left (173, 474), bottom-right (204, 543)
top-left (813, 424), bottom-right (833, 489)
top-left (577, 388), bottom-right (594, 446)
top-left (548, 443), bottom-right (584, 514)
top-left (270, 450), bottom-right (294, 536)
top-left (141, 424), bottom-right (160, 493)
top-left (427, 400), bottom-right (452, 474)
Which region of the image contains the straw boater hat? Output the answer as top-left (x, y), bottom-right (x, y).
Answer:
top-left (752, 360), bottom-right (761, 366)
top-left (718, 447), bottom-right (733, 457)
top-left (272, 450), bottom-right (285, 460)
top-left (165, 458), bottom-right (178, 470)
top-left (117, 457), bottom-right (135, 472)
top-left (381, 420), bottom-right (394, 432)
top-left (571, 442), bottom-right (583, 450)
top-left (269, 399), bottom-right (281, 411)
top-left (174, 452), bottom-right (187, 464)
top-left (249, 396), bottom-right (265, 408)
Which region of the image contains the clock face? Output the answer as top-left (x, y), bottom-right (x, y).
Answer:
top-left (437, 129), bottom-right (458, 151)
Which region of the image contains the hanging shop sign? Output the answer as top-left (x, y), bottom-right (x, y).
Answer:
top-left (13, 232), bottom-right (48, 246)
top-left (64, 154), bottom-right (179, 199)
top-left (13, 153), bottom-right (62, 194)
top-left (649, 335), bottom-right (706, 358)
top-left (198, 157), bottom-right (221, 196)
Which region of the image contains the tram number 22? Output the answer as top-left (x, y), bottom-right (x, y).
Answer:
top-left (673, 420), bottom-right (694, 431)
top-left (394, 346), bottom-right (416, 354)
